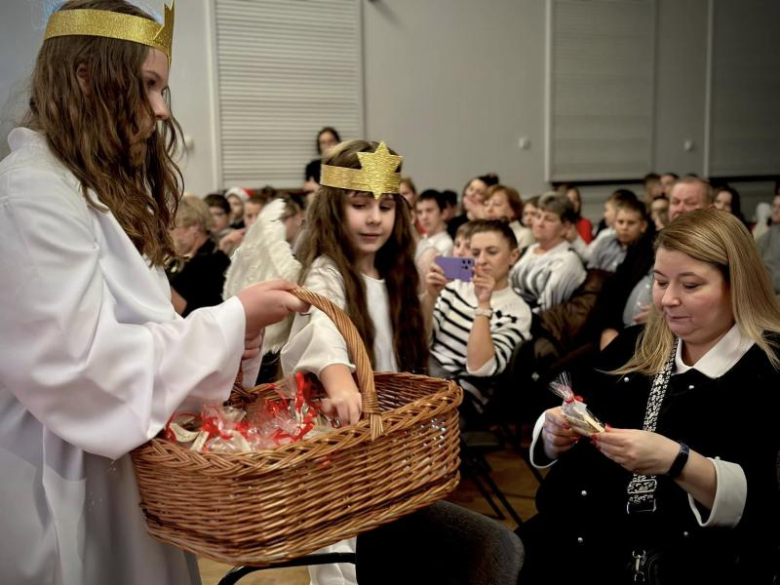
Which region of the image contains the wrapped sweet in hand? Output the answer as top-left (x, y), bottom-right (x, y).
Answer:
top-left (548, 373), bottom-right (605, 436)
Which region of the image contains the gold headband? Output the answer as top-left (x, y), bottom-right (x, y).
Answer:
top-left (320, 141), bottom-right (403, 200)
top-left (44, 2), bottom-right (175, 64)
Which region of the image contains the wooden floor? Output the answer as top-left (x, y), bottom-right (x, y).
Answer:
top-left (198, 443), bottom-right (541, 585)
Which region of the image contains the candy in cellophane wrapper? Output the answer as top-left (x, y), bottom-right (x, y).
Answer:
top-left (164, 372), bottom-right (339, 453)
top-left (548, 372), bottom-right (605, 436)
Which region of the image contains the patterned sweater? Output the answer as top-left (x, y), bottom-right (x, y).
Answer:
top-left (430, 280), bottom-right (532, 384)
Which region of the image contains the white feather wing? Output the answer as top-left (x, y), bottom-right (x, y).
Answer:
top-left (223, 198), bottom-right (302, 352)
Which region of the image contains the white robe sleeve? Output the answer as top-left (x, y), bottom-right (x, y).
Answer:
top-left (0, 168), bottom-right (245, 461)
top-left (280, 257), bottom-right (355, 376)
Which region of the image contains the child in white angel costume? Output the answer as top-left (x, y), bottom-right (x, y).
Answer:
top-left (225, 140), bottom-right (429, 585)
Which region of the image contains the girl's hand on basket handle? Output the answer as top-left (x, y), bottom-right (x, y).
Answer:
top-left (237, 280), bottom-right (309, 345)
top-left (319, 364), bottom-right (363, 426)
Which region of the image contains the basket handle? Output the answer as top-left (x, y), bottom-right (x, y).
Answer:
top-left (292, 287), bottom-right (383, 439)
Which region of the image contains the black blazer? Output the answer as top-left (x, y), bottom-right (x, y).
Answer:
top-left (522, 327), bottom-right (780, 584)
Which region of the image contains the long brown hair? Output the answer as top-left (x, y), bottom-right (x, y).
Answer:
top-left (615, 209), bottom-right (780, 375)
top-left (24, 0), bottom-right (183, 267)
top-left (297, 140), bottom-right (428, 373)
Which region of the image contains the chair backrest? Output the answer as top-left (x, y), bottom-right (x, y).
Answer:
top-left (356, 501), bottom-right (524, 585)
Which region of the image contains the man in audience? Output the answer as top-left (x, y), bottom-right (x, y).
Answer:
top-left (668, 176), bottom-right (712, 221)
top-left (757, 193), bottom-right (780, 294)
top-left (416, 190), bottom-right (454, 257)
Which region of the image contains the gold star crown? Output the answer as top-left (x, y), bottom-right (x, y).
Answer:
top-left (320, 141), bottom-right (403, 200)
top-left (44, 2), bottom-right (175, 64)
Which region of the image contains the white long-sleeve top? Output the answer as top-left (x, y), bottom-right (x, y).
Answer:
top-left (281, 255), bottom-right (398, 376)
top-left (279, 255), bottom-right (396, 585)
top-left (0, 128), bottom-right (255, 585)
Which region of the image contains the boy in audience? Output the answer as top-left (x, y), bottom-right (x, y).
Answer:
top-left (588, 198), bottom-right (648, 272)
top-left (416, 189), bottom-right (454, 257)
top-left (453, 221), bottom-right (476, 258)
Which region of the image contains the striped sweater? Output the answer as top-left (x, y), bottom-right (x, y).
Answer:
top-left (430, 280), bottom-right (532, 381)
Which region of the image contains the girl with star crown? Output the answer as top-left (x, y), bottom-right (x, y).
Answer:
top-left (280, 139), bottom-right (428, 585)
top-left (0, 1), bottom-right (308, 583)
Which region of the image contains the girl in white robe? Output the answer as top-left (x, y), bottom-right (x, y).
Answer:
top-left (0, 4), bottom-right (306, 583)
top-left (281, 140), bottom-right (428, 585)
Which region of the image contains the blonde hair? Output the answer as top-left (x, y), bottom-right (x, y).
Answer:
top-left (617, 209), bottom-right (780, 375)
top-left (176, 194), bottom-right (214, 233)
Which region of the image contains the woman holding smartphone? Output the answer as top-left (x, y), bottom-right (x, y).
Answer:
top-left (424, 220), bottom-right (532, 427)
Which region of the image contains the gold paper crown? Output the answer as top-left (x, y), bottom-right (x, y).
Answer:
top-left (44, 2), bottom-right (175, 64)
top-left (320, 141), bottom-right (403, 200)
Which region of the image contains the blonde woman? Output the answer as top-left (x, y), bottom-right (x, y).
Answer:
top-left (167, 194), bottom-right (231, 316)
top-left (521, 209), bottom-right (780, 583)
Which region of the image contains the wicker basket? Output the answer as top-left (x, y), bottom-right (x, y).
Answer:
top-left (131, 287), bottom-right (463, 566)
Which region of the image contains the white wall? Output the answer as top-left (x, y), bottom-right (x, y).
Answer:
top-left (363, 0), bottom-right (547, 198)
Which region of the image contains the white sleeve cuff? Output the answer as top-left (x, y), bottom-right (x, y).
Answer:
top-left (530, 412), bottom-right (556, 469)
top-left (687, 458), bottom-right (746, 528)
top-left (465, 356), bottom-right (497, 377)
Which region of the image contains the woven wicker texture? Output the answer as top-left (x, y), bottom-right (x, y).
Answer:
top-left (131, 287), bottom-right (462, 566)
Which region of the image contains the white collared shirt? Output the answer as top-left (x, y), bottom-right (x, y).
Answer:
top-left (674, 323), bottom-right (754, 378)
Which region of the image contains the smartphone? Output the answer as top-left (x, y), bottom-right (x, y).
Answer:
top-left (435, 256), bottom-right (474, 281)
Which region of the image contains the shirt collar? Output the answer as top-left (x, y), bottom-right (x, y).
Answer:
top-left (674, 324), bottom-right (754, 378)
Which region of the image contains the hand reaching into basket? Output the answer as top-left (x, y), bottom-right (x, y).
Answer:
top-left (319, 364), bottom-right (363, 425)
top-left (237, 280), bottom-right (310, 358)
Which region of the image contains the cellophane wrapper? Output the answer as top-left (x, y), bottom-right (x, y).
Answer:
top-left (164, 372), bottom-right (338, 452)
top-left (548, 372), bottom-right (605, 435)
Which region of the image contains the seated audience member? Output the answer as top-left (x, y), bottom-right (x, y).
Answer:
top-left (519, 209), bottom-right (780, 584)
top-left (651, 195), bottom-right (670, 231)
top-left (510, 192), bottom-right (587, 313)
top-left (660, 171), bottom-right (679, 197)
top-left (245, 188), bottom-right (276, 229)
top-left (280, 193), bottom-right (306, 249)
top-left (562, 185), bottom-right (593, 243)
top-left (521, 195), bottom-right (540, 228)
top-left (399, 177), bottom-right (423, 236)
top-left (204, 193), bottom-right (233, 241)
top-left (399, 176), bottom-right (418, 210)
top-left (642, 172), bottom-right (664, 202)
top-left (304, 126), bottom-right (340, 193)
top-left (167, 195), bottom-right (231, 317)
top-left (218, 188), bottom-right (276, 255)
top-left (441, 189), bottom-right (458, 223)
top-left (416, 190), bottom-right (454, 258)
top-left (224, 186), bottom-right (250, 229)
top-left (447, 174), bottom-right (498, 238)
top-left (484, 184), bottom-right (534, 250)
top-left (453, 221), bottom-right (477, 258)
top-left (757, 192), bottom-right (780, 294)
top-left (573, 189), bottom-right (639, 262)
top-left (425, 220), bottom-right (532, 423)
top-left (669, 176), bottom-right (712, 221)
top-left (588, 198), bottom-right (648, 272)
top-left (713, 185), bottom-right (748, 226)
